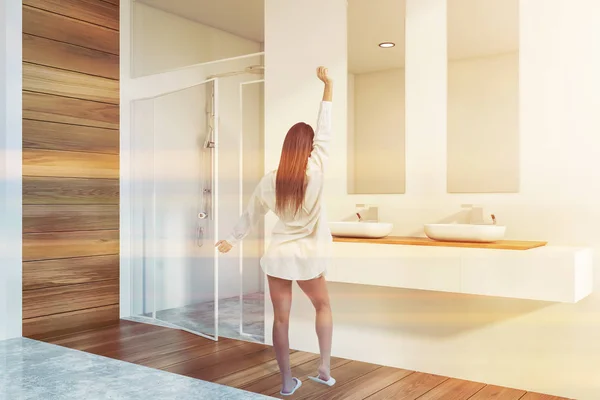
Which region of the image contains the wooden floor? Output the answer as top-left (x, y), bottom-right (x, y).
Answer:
top-left (45, 321), bottom-right (570, 400)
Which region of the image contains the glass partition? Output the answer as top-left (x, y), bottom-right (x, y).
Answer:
top-left (239, 80), bottom-right (265, 342)
top-left (130, 81), bottom-right (219, 340)
top-left (130, 73), bottom-right (267, 344)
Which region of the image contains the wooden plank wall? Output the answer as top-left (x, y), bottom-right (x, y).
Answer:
top-left (22, 0), bottom-right (120, 340)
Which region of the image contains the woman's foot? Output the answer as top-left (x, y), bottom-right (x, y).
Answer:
top-left (308, 368), bottom-right (336, 387)
top-left (280, 377), bottom-right (302, 396)
top-left (281, 377), bottom-right (297, 394)
top-left (317, 364), bottom-right (331, 381)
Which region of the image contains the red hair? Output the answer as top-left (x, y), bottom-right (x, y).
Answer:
top-left (276, 122), bottom-right (314, 217)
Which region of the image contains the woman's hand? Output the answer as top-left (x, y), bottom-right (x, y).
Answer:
top-left (317, 66), bottom-right (333, 101)
top-left (215, 240), bottom-right (233, 253)
top-left (317, 66), bottom-right (332, 85)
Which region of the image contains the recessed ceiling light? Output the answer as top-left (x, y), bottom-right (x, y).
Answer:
top-left (378, 42), bottom-right (395, 48)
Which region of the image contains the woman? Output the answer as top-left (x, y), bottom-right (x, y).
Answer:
top-left (216, 66), bottom-right (334, 396)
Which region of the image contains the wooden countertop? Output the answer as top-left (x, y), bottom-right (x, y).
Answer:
top-left (332, 236), bottom-right (547, 250)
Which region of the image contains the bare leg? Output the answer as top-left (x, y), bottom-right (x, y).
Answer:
top-left (297, 274), bottom-right (333, 380)
top-left (267, 275), bottom-right (295, 393)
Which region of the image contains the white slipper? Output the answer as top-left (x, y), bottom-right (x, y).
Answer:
top-left (308, 375), bottom-right (336, 387)
top-left (280, 377), bottom-right (302, 396)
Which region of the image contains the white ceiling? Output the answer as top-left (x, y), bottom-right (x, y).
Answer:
top-left (135, 0), bottom-right (264, 42)
top-left (135, 0), bottom-right (518, 74)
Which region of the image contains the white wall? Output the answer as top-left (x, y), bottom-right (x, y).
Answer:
top-left (351, 68), bottom-right (406, 194)
top-left (132, 2), bottom-right (262, 77)
top-left (121, 0), bottom-right (265, 318)
top-left (448, 52), bottom-right (519, 193)
top-left (264, 0), bottom-right (347, 205)
top-left (0, 0), bottom-right (22, 341)
top-left (264, 0), bottom-right (600, 398)
top-left (346, 74), bottom-right (355, 193)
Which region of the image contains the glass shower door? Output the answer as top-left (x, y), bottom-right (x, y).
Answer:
top-left (130, 80), bottom-right (220, 341)
top-left (239, 79), bottom-right (265, 342)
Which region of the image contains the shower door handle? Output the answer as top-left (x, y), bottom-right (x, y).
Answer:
top-left (197, 212), bottom-right (208, 247)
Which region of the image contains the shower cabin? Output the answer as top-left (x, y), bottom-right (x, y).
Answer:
top-left (126, 0), bottom-right (266, 343)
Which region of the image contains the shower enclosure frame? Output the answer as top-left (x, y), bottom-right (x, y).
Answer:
top-left (238, 79), bottom-right (265, 340)
top-left (129, 78), bottom-right (221, 342)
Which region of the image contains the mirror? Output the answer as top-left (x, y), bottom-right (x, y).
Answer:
top-left (347, 0), bottom-right (406, 194)
top-left (132, 0), bottom-right (264, 77)
top-left (447, 0), bottom-right (520, 193)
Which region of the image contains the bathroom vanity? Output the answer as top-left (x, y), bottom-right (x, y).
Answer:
top-left (326, 238), bottom-right (592, 303)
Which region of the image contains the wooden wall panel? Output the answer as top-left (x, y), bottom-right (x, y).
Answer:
top-left (23, 6), bottom-right (119, 55)
top-left (23, 177), bottom-right (119, 205)
top-left (23, 255), bottom-right (119, 290)
top-left (23, 120), bottom-right (119, 154)
top-left (23, 205), bottom-right (119, 233)
top-left (23, 34), bottom-right (119, 80)
top-left (23, 63), bottom-right (119, 104)
top-left (23, 280), bottom-right (119, 319)
top-left (22, 0), bottom-right (120, 339)
top-left (23, 92), bottom-right (119, 129)
top-left (23, 304), bottom-right (120, 340)
top-left (23, 0), bottom-right (119, 30)
top-left (23, 230), bottom-right (119, 262)
top-left (23, 149), bottom-right (119, 179)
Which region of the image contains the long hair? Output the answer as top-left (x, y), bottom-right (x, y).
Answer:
top-left (276, 122), bottom-right (314, 217)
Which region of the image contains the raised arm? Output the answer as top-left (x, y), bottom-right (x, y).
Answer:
top-left (307, 66), bottom-right (333, 172)
top-left (320, 67), bottom-right (333, 102)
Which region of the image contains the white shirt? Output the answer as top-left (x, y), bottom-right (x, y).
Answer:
top-left (226, 101), bottom-right (333, 280)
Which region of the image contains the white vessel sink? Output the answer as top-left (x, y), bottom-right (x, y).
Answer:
top-left (424, 223), bottom-right (506, 243)
top-left (330, 222), bottom-right (393, 239)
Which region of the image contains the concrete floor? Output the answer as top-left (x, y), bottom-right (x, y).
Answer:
top-left (0, 337), bottom-right (272, 400)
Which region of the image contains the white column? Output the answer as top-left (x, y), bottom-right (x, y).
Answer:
top-left (0, 0), bottom-right (23, 341)
top-left (263, 0), bottom-right (348, 345)
top-left (405, 0), bottom-right (447, 196)
top-left (263, 0), bottom-right (348, 227)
